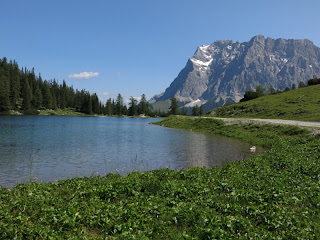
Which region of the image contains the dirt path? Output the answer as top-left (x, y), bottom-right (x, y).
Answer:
top-left (207, 117), bottom-right (320, 135)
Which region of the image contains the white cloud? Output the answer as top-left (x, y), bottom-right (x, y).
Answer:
top-left (68, 72), bottom-right (99, 80)
top-left (98, 92), bottom-right (109, 96)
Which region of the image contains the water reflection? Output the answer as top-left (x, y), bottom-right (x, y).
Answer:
top-left (0, 116), bottom-right (265, 188)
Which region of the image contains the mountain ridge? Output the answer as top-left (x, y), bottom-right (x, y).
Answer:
top-left (151, 35), bottom-right (320, 112)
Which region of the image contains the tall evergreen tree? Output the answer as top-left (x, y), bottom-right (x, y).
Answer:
top-left (122, 105), bottom-right (128, 115)
top-left (0, 58), bottom-right (11, 111)
top-left (50, 80), bottom-right (58, 109)
top-left (21, 76), bottom-right (33, 110)
top-left (192, 105), bottom-right (199, 116)
top-left (91, 93), bottom-right (99, 114)
top-left (32, 87), bottom-right (43, 109)
top-left (9, 61), bottom-right (21, 109)
top-left (138, 94), bottom-right (149, 115)
top-left (42, 81), bottom-right (53, 109)
top-left (128, 96), bottom-right (138, 116)
top-left (180, 106), bottom-right (187, 115)
top-left (106, 98), bottom-right (113, 115)
top-left (67, 85), bottom-right (75, 107)
top-left (116, 93), bottom-right (123, 115)
top-left (73, 90), bottom-right (83, 111)
top-left (88, 94), bottom-right (93, 115)
top-left (60, 80), bottom-right (67, 109)
top-left (255, 84), bottom-right (265, 97)
top-left (169, 97), bottom-right (179, 115)
top-left (267, 85), bottom-right (275, 95)
top-left (199, 105), bottom-right (204, 116)
top-left (298, 81), bottom-right (306, 88)
top-left (0, 70), bottom-right (11, 111)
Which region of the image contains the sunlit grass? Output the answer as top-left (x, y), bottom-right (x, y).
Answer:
top-left (211, 85), bottom-right (320, 121)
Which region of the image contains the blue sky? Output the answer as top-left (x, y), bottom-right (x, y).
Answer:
top-left (1, 0), bottom-right (320, 103)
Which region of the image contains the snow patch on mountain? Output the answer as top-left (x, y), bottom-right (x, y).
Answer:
top-left (190, 58), bottom-right (213, 67)
top-left (184, 99), bottom-right (207, 107)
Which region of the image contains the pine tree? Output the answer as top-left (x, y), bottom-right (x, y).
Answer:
top-left (116, 93), bottom-right (123, 115)
top-left (42, 81), bottom-right (53, 109)
top-left (32, 87), bottom-right (43, 109)
top-left (21, 76), bottom-right (33, 110)
top-left (267, 85), bottom-right (275, 95)
top-left (99, 101), bottom-right (104, 115)
top-left (0, 71), bottom-right (11, 111)
top-left (50, 80), bottom-right (58, 109)
top-left (138, 94), bottom-right (149, 115)
top-left (88, 94), bottom-right (93, 115)
top-left (128, 96), bottom-right (138, 116)
top-left (169, 97), bottom-right (179, 115)
top-left (80, 91), bottom-right (91, 114)
top-left (255, 85), bottom-right (265, 97)
top-left (180, 106), bottom-right (187, 115)
top-left (106, 98), bottom-right (113, 115)
top-left (60, 80), bottom-right (67, 109)
top-left (67, 85), bottom-right (75, 108)
top-left (51, 91), bottom-right (57, 109)
top-left (298, 81), bottom-right (306, 88)
top-left (122, 105), bottom-right (128, 115)
top-left (192, 105), bottom-right (199, 116)
top-left (199, 105), bottom-right (204, 116)
top-left (91, 93), bottom-right (99, 114)
top-left (9, 61), bottom-right (21, 109)
top-left (0, 59), bottom-right (11, 111)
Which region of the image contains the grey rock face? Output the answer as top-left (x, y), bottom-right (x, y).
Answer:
top-left (154, 35), bottom-right (320, 111)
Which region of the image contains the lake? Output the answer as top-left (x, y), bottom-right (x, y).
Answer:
top-left (0, 116), bottom-right (263, 188)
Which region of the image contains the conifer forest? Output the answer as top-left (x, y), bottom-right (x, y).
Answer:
top-left (0, 57), bottom-right (153, 116)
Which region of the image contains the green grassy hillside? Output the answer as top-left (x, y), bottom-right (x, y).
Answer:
top-left (211, 85), bottom-right (320, 121)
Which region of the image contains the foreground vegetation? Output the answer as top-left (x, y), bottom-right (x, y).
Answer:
top-left (1, 116), bottom-right (319, 239)
top-left (211, 84), bottom-right (320, 121)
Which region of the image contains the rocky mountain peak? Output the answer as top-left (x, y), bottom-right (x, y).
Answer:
top-left (151, 35), bottom-right (320, 112)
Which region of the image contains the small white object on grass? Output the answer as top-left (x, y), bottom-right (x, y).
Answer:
top-left (250, 146), bottom-right (256, 152)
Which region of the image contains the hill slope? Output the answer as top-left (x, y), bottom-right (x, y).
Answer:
top-left (211, 85), bottom-right (320, 121)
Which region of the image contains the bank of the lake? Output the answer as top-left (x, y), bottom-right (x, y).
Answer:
top-left (1, 116), bottom-right (319, 239)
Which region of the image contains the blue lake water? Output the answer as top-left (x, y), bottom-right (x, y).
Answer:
top-left (0, 116), bottom-right (262, 188)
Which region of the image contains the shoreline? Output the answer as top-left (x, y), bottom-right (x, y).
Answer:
top-left (0, 109), bottom-right (161, 118)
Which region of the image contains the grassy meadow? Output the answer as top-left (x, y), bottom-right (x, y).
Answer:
top-left (211, 84), bottom-right (320, 121)
top-left (0, 116), bottom-right (319, 239)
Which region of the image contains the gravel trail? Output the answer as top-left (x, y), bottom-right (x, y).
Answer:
top-left (207, 117), bottom-right (320, 135)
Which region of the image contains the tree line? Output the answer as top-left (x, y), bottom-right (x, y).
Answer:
top-left (169, 97), bottom-right (205, 116)
top-left (0, 56), bottom-right (209, 117)
top-left (0, 57), bottom-right (171, 116)
top-left (0, 57), bottom-right (103, 114)
top-left (104, 93), bottom-right (155, 116)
